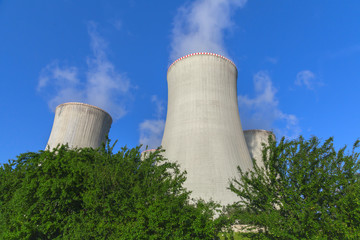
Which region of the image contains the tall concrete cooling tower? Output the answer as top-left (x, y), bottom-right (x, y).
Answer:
top-left (244, 129), bottom-right (275, 168)
top-left (46, 102), bottom-right (112, 150)
top-left (161, 52), bottom-right (253, 205)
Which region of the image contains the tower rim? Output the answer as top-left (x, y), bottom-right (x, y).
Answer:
top-left (56, 102), bottom-right (112, 123)
top-left (244, 129), bottom-right (275, 135)
top-left (168, 52), bottom-right (237, 73)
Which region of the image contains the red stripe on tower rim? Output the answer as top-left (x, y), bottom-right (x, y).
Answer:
top-left (168, 52), bottom-right (236, 72)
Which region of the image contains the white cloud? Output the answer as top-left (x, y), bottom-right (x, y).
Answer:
top-left (265, 57), bottom-right (278, 64)
top-left (112, 19), bottom-right (123, 30)
top-left (295, 70), bottom-right (320, 90)
top-left (37, 22), bottom-right (131, 120)
top-left (139, 95), bottom-right (166, 150)
top-left (238, 71), bottom-right (300, 139)
top-left (139, 119), bottom-right (165, 150)
top-left (38, 62), bottom-right (85, 110)
top-left (151, 95), bottom-right (165, 118)
top-left (170, 0), bottom-right (247, 61)
top-left (37, 63), bottom-right (78, 90)
top-left (85, 22), bottom-right (131, 119)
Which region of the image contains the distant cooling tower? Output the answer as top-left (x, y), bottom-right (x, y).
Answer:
top-left (244, 129), bottom-right (275, 168)
top-left (161, 53), bottom-right (253, 205)
top-left (46, 102), bottom-right (112, 150)
top-left (140, 149), bottom-right (157, 160)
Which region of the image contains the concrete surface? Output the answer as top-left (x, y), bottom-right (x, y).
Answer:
top-left (46, 102), bottom-right (112, 150)
top-left (161, 53), bottom-right (253, 206)
top-left (243, 129), bottom-right (275, 168)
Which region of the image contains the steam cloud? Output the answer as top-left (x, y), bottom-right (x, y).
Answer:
top-left (139, 0), bottom-right (249, 149)
top-left (170, 0), bottom-right (247, 61)
top-left (238, 71), bottom-right (300, 138)
top-left (37, 22), bottom-right (131, 120)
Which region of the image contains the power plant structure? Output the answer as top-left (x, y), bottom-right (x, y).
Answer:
top-left (140, 148), bottom-right (157, 160)
top-left (46, 102), bottom-right (112, 150)
top-left (44, 54), bottom-right (276, 207)
top-left (244, 129), bottom-right (276, 168)
top-left (161, 52), bottom-right (253, 206)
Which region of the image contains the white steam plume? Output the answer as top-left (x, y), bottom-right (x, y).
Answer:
top-left (238, 71), bottom-right (301, 138)
top-left (170, 0), bottom-right (247, 61)
top-left (37, 22), bottom-right (131, 120)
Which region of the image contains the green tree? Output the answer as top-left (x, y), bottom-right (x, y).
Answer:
top-left (0, 141), bottom-right (225, 239)
top-left (229, 136), bottom-right (360, 240)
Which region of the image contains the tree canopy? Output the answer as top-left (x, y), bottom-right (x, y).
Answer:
top-left (0, 142), bottom-right (225, 240)
top-left (229, 136), bottom-right (360, 239)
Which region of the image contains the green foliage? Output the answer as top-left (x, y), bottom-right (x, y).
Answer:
top-left (229, 136), bottom-right (360, 240)
top-left (0, 141), bottom-right (224, 239)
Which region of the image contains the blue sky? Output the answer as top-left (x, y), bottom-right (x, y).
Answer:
top-left (1, 0), bottom-right (360, 164)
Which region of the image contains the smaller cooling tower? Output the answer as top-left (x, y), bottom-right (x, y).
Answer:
top-left (46, 102), bottom-right (112, 150)
top-left (141, 149), bottom-right (157, 160)
top-left (243, 130), bottom-right (275, 168)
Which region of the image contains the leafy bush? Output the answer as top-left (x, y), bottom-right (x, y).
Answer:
top-left (229, 136), bottom-right (360, 240)
top-left (0, 141), bottom-right (225, 239)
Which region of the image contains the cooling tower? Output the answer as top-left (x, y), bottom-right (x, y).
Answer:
top-left (244, 129), bottom-right (275, 168)
top-left (46, 102), bottom-right (112, 150)
top-left (161, 53), bottom-right (253, 205)
top-left (141, 149), bottom-right (157, 160)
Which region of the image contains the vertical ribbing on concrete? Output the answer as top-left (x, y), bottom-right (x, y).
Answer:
top-left (243, 129), bottom-right (275, 168)
top-left (46, 102), bottom-right (112, 150)
top-left (161, 53), bottom-right (253, 205)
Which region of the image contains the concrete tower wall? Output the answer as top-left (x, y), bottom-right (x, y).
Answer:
top-left (243, 129), bottom-right (275, 168)
top-left (46, 102), bottom-right (112, 150)
top-left (161, 53), bottom-right (253, 205)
